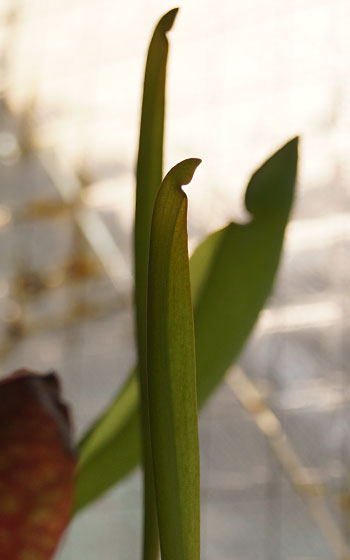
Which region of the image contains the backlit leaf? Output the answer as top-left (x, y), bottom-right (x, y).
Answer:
top-left (147, 158), bottom-right (200, 560)
top-left (134, 8), bottom-right (178, 560)
top-left (75, 138), bottom-right (298, 512)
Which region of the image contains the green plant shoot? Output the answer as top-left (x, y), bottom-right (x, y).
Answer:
top-left (134, 8), bottom-right (178, 560)
top-left (75, 138), bottom-right (298, 513)
top-left (148, 158), bottom-right (201, 560)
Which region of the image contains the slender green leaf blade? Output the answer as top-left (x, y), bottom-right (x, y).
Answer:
top-left (135, 7), bottom-right (179, 360)
top-left (148, 158), bottom-right (201, 560)
top-left (74, 138), bottom-right (298, 512)
top-left (134, 9), bottom-right (178, 560)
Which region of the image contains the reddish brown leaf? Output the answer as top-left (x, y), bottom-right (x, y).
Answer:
top-left (0, 369), bottom-right (76, 560)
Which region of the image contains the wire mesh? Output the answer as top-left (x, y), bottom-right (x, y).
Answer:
top-left (0, 1), bottom-right (349, 559)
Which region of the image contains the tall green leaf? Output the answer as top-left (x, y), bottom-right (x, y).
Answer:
top-left (134, 8), bottom-right (178, 560)
top-left (75, 137), bottom-right (299, 512)
top-left (148, 158), bottom-right (200, 560)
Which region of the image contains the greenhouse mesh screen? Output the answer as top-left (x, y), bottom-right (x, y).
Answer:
top-left (0, 1), bottom-right (349, 559)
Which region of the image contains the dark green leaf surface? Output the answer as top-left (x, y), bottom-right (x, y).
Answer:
top-left (148, 158), bottom-right (200, 560)
top-left (135, 9), bottom-right (178, 560)
top-left (75, 138), bottom-right (298, 512)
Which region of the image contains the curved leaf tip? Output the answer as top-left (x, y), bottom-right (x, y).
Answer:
top-left (148, 154), bottom-right (200, 560)
top-left (245, 136), bottom-right (299, 217)
top-left (157, 8), bottom-right (179, 33)
top-left (165, 158), bottom-right (202, 189)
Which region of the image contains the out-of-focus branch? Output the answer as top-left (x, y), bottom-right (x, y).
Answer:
top-left (227, 367), bottom-right (350, 560)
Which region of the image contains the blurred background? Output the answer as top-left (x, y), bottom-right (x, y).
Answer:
top-left (0, 1), bottom-right (349, 558)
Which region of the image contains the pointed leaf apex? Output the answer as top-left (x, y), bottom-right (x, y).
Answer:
top-left (165, 158), bottom-right (202, 189)
top-left (157, 8), bottom-right (179, 33)
top-left (245, 137), bottom-right (298, 217)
